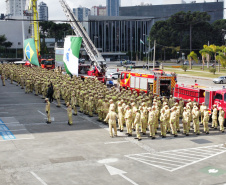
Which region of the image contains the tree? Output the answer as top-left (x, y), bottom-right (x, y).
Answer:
top-left (199, 48), bottom-right (211, 70)
top-left (187, 51), bottom-right (198, 69)
top-left (203, 45), bottom-right (212, 68)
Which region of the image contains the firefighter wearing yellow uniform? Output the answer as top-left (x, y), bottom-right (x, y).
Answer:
top-left (170, 107), bottom-right (178, 137)
top-left (148, 106), bottom-right (156, 139)
top-left (104, 107), bottom-right (118, 137)
top-left (117, 101), bottom-right (124, 132)
top-left (165, 105), bottom-right (171, 133)
top-left (45, 98), bottom-right (51, 124)
top-left (200, 102), bottom-right (205, 125)
top-left (182, 107), bottom-right (189, 136)
top-left (175, 102), bottom-right (180, 132)
top-left (212, 105), bottom-right (218, 129)
top-left (134, 108), bottom-right (142, 141)
top-left (193, 107), bottom-right (200, 135)
top-left (71, 93), bottom-right (77, 115)
top-left (160, 109), bottom-right (167, 138)
top-left (1, 73), bottom-right (5, 86)
top-left (67, 102), bottom-right (73, 126)
top-left (55, 87), bottom-right (61, 107)
top-left (131, 102), bottom-right (137, 131)
top-left (124, 105), bottom-right (133, 136)
top-left (140, 106), bottom-right (147, 135)
top-left (179, 97), bottom-right (184, 118)
top-left (218, 107), bottom-right (225, 133)
top-left (203, 107), bottom-right (209, 134)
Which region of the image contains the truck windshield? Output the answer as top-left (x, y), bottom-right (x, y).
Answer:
top-left (215, 93), bottom-right (222, 100)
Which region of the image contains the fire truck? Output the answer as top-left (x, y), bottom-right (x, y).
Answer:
top-left (174, 84), bottom-right (226, 126)
top-left (120, 71), bottom-right (177, 97)
top-left (40, 59), bottom-right (55, 70)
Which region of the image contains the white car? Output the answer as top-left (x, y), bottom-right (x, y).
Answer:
top-left (213, 76), bottom-right (226, 84)
top-left (107, 72), bottom-right (120, 79)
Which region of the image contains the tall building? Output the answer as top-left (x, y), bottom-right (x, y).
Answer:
top-left (106, 0), bottom-right (120, 16)
top-left (91, 5), bottom-right (106, 16)
top-left (119, 2), bottom-right (223, 23)
top-left (38, 1), bottom-right (48, 21)
top-left (5, 0), bottom-right (28, 18)
top-left (0, 14), bottom-right (5, 20)
top-left (73, 7), bottom-right (90, 22)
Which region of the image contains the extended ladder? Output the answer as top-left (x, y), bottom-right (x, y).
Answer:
top-left (59, 0), bottom-right (105, 73)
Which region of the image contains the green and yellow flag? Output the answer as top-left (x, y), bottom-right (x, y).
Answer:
top-left (24, 38), bottom-right (40, 66)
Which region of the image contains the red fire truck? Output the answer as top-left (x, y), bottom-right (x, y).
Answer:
top-left (174, 84), bottom-right (226, 126)
top-left (78, 64), bottom-right (106, 83)
top-left (120, 71), bottom-right (177, 96)
top-left (40, 59), bottom-right (55, 70)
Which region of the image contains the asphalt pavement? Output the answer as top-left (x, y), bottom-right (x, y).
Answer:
top-left (0, 77), bottom-right (226, 185)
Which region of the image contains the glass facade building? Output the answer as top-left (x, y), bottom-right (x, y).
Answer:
top-left (88, 16), bottom-right (154, 54)
top-left (38, 1), bottom-right (48, 21)
top-left (106, 0), bottom-right (120, 16)
top-left (119, 2), bottom-right (224, 23)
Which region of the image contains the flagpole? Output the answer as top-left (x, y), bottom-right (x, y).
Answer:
top-left (153, 40), bottom-right (156, 69)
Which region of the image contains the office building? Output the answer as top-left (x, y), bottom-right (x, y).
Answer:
top-left (73, 7), bottom-right (90, 22)
top-left (0, 20), bottom-right (31, 49)
top-left (106, 0), bottom-right (120, 16)
top-left (119, 2), bottom-right (224, 23)
top-left (5, 0), bottom-right (28, 18)
top-left (0, 14), bottom-right (5, 20)
top-left (91, 5), bottom-right (106, 16)
top-left (38, 1), bottom-right (48, 21)
top-left (88, 16), bottom-right (154, 58)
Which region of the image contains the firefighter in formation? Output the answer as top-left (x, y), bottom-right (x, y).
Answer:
top-left (0, 63), bottom-right (225, 138)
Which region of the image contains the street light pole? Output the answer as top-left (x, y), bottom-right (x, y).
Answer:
top-left (148, 37), bottom-right (150, 70)
top-left (153, 40), bottom-right (156, 69)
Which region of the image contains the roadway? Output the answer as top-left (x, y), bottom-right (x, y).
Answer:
top-left (0, 73), bottom-right (226, 185)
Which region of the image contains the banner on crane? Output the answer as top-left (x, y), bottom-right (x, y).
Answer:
top-left (24, 38), bottom-right (40, 66)
top-left (63, 36), bottom-right (82, 76)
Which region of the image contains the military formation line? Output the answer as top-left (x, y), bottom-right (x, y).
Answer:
top-left (0, 64), bottom-right (225, 140)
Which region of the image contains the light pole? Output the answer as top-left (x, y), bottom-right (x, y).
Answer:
top-left (131, 37), bottom-right (133, 61)
top-left (143, 34), bottom-right (150, 70)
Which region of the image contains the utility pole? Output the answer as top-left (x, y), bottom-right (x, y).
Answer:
top-left (190, 24), bottom-right (192, 53)
top-left (153, 40), bottom-right (156, 69)
top-left (148, 37), bottom-right (150, 70)
top-left (21, 0), bottom-right (26, 60)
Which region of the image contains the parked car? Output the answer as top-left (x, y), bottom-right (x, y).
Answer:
top-left (213, 76), bottom-right (226, 84)
top-left (121, 59), bottom-right (135, 65)
top-left (107, 72), bottom-right (120, 79)
top-left (79, 59), bottom-right (85, 64)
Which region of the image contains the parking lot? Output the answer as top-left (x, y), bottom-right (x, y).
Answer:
top-left (0, 76), bottom-right (226, 185)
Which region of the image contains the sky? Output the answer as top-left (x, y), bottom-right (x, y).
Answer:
top-left (0, 0), bottom-right (225, 20)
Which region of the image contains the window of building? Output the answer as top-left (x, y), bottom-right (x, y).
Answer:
top-left (18, 42), bottom-right (21, 45)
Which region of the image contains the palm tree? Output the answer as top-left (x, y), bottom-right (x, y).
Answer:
top-left (199, 48), bottom-right (211, 70)
top-left (203, 45), bottom-right (212, 68)
top-left (187, 51), bottom-right (198, 69)
top-left (209, 44), bottom-right (221, 72)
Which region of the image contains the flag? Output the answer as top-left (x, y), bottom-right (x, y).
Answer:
top-left (24, 38), bottom-right (39, 66)
top-left (140, 39), bottom-right (144, 45)
top-left (63, 36), bottom-right (82, 76)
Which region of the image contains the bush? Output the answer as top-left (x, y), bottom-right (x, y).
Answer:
top-left (209, 67), bottom-right (216, 75)
top-left (181, 65), bottom-right (188, 72)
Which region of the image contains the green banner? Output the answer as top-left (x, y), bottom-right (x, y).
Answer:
top-left (24, 38), bottom-right (40, 66)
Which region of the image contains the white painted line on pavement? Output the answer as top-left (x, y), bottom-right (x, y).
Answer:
top-left (160, 152), bottom-right (200, 160)
top-left (105, 141), bottom-right (129, 144)
top-left (128, 157), bottom-right (181, 167)
top-left (171, 150), bottom-right (226, 172)
top-left (38, 110), bottom-right (46, 117)
top-left (136, 154), bottom-right (187, 164)
top-left (151, 153), bottom-right (194, 162)
top-left (31, 171), bottom-right (48, 185)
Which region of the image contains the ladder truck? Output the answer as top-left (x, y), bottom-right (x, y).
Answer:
top-left (59, 0), bottom-right (106, 82)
